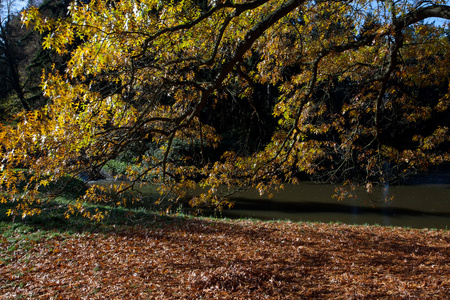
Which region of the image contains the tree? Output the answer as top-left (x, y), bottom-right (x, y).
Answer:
top-left (1, 0), bottom-right (449, 219)
top-left (0, 0), bottom-right (34, 115)
top-left (0, 0), bottom-right (72, 121)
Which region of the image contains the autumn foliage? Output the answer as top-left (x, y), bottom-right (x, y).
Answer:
top-left (1, 0), bottom-right (450, 218)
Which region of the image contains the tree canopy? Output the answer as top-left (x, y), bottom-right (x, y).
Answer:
top-left (1, 0), bottom-right (450, 219)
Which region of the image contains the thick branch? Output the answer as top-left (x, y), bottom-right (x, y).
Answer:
top-left (135, 0), bottom-right (271, 59)
top-left (164, 0), bottom-right (307, 137)
top-left (395, 5), bottom-right (450, 29)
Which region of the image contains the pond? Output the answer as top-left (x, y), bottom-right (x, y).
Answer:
top-left (214, 182), bottom-right (450, 229)
top-left (93, 173), bottom-right (450, 229)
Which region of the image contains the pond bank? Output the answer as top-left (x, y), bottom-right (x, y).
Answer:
top-left (91, 178), bottom-right (450, 230)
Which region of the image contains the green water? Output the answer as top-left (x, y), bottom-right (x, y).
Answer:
top-left (92, 180), bottom-right (450, 229)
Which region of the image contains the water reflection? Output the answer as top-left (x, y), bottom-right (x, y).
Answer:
top-left (92, 180), bottom-right (450, 229)
top-left (218, 183), bottom-right (450, 229)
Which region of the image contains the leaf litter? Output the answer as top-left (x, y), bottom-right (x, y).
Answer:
top-left (1, 218), bottom-right (449, 299)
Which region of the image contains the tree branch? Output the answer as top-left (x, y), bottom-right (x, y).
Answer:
top-left (395, 5), bottom-right (450, 29)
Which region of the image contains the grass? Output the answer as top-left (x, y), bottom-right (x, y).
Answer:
top-left (1, 181), bottom-right (447, 237)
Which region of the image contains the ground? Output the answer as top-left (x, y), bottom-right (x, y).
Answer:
top-left (1, 215), bottom-right (449, 299)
